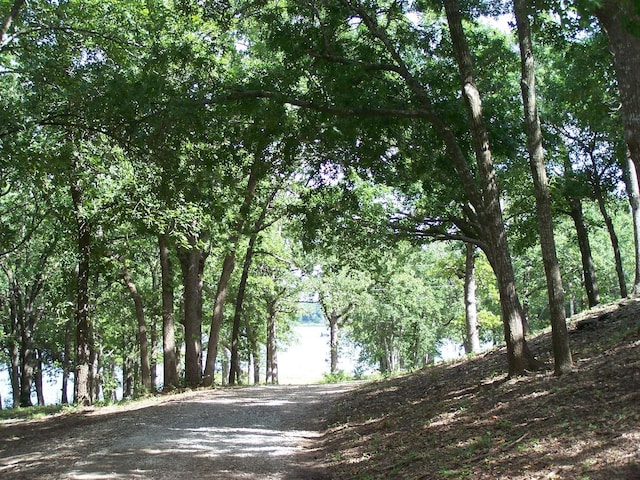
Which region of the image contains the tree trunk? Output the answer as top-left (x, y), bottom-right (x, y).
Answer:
top-left (623, 155), bottom-right (640, 294)
top-left (121, 266), bottom-right (152, 392)
top-left (177, 236), bottom-right (207, 388)
top-left (61, 318), bottom-right (71, 404)
top-left (70, 159), bottom-right (93, 406)
top-left (444, 0), bottom-right (541, 376)
top-left (245, 315), bottom-right (260, 384)
top-left (158, 235), bottom-right (179, 390)
top-left (35, 350), bottom-right (45, 406)
top-left (221, 346), bottom-right (231, 386)
top-left (464, 243), bottom-right (481, 354)
top-left (203, 251), bottom-right (236, 387)
top-left (592, 176), bottom-right (627, 298)
top-left (229, 235), bottom-right (258, 385)
top-left (514, 0), bottom-right (572, 375)
top-left (203, 163), bottom-right (260, 387)
top-left (328, 311), bottom-right (339, 374)
top-left (596, 1), bottom-right (640, 188)
top-left (568, 195), bottom-right (600, 307)
top-left (0, 0), bottom-right (26, 44)
top-left (265, 300), bottom-right (278, 385)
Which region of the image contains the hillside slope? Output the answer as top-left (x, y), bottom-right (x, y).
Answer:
top-left (315, 298), bottom-right (640, 480)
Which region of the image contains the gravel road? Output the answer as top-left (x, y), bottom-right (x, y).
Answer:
top-left (0, 383), bottom-right (355, 480)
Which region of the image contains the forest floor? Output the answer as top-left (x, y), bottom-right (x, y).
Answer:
top-left (311, 297), bottom-right (640, 480)
top-left (1, 298), bottom-right (639, 480)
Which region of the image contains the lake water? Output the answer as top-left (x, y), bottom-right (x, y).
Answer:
top-left (0, 323), bottom-right (361, 407)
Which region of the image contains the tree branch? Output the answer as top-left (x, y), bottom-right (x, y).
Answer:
top-left (0, 0), bottom-right (25, 45)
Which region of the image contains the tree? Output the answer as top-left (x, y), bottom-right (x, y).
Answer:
top-left (513, 0), bottom-right (572, 374)
top-left (464, 243), bottom-right (481, 354)
top-left (594, 1), bottom-right (640, 186)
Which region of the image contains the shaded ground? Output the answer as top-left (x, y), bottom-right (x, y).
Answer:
top-left (313, 297), bottom-right (640, 479)
top-left (2, 299), bottom-right (639, 480)
top-left (0, 383), bottom-right (355, 479)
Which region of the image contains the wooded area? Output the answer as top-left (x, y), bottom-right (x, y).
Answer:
top-left (1, 0), bottom-right (639, 408)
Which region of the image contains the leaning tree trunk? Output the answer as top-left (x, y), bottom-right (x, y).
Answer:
top-left (177, 237), bottom-right (207, 388)
top-left (203, 163), bottom-right (260, 387)
top-left (514, 0), bottom-right (572, 375)
top-left (623, 155), bottom-right (640, 294)
top-left (158, 235), bottom-right (179, 390)
top-left (444, 0), bottom-right (541, 376)
top-left (592, 176), bottom-right (627, 298)
top-left (464, 243), bottom-right (481, 354)
top-left (349, 0), bottom-right (539, 376)
top-left (203, 251), bottom-right (236, 387)
top-left (596, 1), bottom-right (640, 188)
top-left (229, 235), bottom-right (258, 386)
top-left (121, 266), bottom-right (152, 392)
top-left (564, 157), bottom-right (600, 307)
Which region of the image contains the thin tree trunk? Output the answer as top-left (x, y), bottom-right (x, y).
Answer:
top-left (158, 235), bottom-right (179, 390)
top-left (203, 163), bottom-right (260, 387)
top-left (35, 350), bottom-right (44, 406)
top-left (328, 312), bottom-right (339, 374)
top-left (592, 178), bottom-right (627, 298)
top-left (569, 196), bottom-right (600, 307)
top-left (245, 316), bottom-right (261, 384)
top-left (444, 0), bottom-right (541, 376)
top-left (514, 0), bottom-right (572, 375)
top-left (61, 318), bottom-right (71, 404)
top-left (464, 243), bottom-right (481, 354)
top-left (623, 155), bottom-right (640, 294)
top-left (0, 0), bottom-right (26, 44)
top-left (121, 266), bottom-right (152, 392)
top-left (229, 234), bottom-right (258, 385)
top-left (203, 252), bottom-right (236, 387)
top-left (265, 300), bottom-right (278, 384)
top-left (564, 155), bottom-right (600, 307)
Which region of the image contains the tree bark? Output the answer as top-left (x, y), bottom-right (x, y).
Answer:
top-left (35, 349), bottom-right (45, 406)
top-left (203, 252), bottom-right (236, 387)
top-left (444, 0), bottom-right (541, 376)
top-left (595, 1), bottom-right (640, 188)
top-left (514, 0), bottom-right (572, 375)
top-left (0, 0), bottom-right (26, 45)
top-left (564, 155), bottom-right (600, 308)
top-left (247, 322), bottom-right (261, 385)
top-left (328, 311), bottom-right (339, 374)
top-left (70, 159), bottom-right (93, 406)
top-left (177, 236), bottom-right (207, 388)
top-left (158, 235), bottom-right (179, 390)
top-left (265, 300), bottom-right (278, 385)
top-left (121, 266), bottom-right (152, 392)
top-left (568, 195), bottom-right (600, 308)
top-left (203, 163), bottom-right (260, 386)
top-left (623, 154), bottom-right (640, 294)
top-left (229, 234), bottom-right (258, 385)
top-left (61, 319), bottom-right (71, 404)
top-left (591, 174), bottom-right (627, 298)
top-left (464, 243), bottom-right (481, 354)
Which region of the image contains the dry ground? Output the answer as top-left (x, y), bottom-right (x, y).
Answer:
top-left (311, 297), bottom-right (640, 480)
top-left (1, 298), bottom-right (639, 480)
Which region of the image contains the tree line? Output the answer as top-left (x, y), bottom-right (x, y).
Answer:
top-left (0, 0), bottom-right (639, 407)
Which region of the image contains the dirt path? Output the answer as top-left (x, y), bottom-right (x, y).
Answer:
top-left (0, 383), bottom-right (355, 480)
